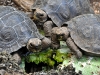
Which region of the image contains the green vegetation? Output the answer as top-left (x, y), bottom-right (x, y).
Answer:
top-left (25, 48), bottom-right (71, 67)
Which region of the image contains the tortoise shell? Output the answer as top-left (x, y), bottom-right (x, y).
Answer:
top-left (64, 14), bottom-right (100, 56)
top-left (32, 0), bottom-right (94, 27)
top-left (0, 6), bottom-right (43, 53)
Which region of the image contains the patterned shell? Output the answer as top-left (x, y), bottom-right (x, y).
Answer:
top-left (32, 0), bottom-right (94, 27)
top-left (0, 6), bottom-right (43, 53)
top-left (65, 14), bottom-right (100, 56)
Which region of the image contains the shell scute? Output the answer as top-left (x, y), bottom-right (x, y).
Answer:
top-left (1, 12), bottom-right (24, 27)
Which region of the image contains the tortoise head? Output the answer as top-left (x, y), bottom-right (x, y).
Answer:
top-left (27, 38), bottom-right (42, 52)
top-left (32, 8), bottom-right (48, 22)
top-left (52, 27), bottom-right (69, 41)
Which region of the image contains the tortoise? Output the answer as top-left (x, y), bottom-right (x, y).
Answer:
top-left (0, 6), bottom-right (51, 63)
top-left (32, 0), bottom-right (94, 38)
top-left (51, 14), bottom-right (100, 58)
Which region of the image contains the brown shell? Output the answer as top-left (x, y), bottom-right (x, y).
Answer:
top-left (65, 14), bottom-right (100, 56)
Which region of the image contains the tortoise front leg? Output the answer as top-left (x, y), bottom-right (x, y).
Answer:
top-left (11, 53), bottom-right (22, 64)
top-left (41, 37), bottom-right (51, 50)
top-left (66, 37), bottom-right (82, 58)
top-left (43, 21), bottom-right (53, 38)
top-left (51, 31), bottom-right (60, 49)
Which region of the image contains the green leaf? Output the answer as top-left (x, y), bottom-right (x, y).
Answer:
top-left (47, 58), bottom-right (55, 67)
top-left (39, 53), bottom-right (48, 63)
top-left (25, 48), bottom-right (70, 67)
top-left (53, 50), bottom-right (69, 63)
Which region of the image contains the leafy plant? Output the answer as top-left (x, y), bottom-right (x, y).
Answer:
top-left (25, 48), bottom-right (71, 67)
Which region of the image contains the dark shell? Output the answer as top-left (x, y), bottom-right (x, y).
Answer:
top-left (0, 6), bottom-right (43, 53)
top-left (64, 14), bottom-right (100, 56)
top-left (32, 0), bottom-right (94, 27)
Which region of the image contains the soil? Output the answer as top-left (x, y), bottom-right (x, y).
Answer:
top-left (0, 51), bottom-right (25, 75)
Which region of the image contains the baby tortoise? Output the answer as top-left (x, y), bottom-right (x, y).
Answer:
top-left (32, 0), bottom-right (94, 38)
top-left (51, 14), bottom-right (100, 58)
top-left (0, 6), bottom-right (51, 64)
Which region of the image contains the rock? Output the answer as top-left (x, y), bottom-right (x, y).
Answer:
top-left (0, 51), bottom-right (25, 75)
top-left (12, 0), bottom-right (35, 11)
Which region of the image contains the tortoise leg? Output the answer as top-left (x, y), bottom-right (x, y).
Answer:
top-left (12, 53), bottom-right (22, 64)
top-left (51, 33), bottom-right (60, 49)
top-left (66, 37), bottom-right (82, 58)
top-left (43, 21), bottom-right (53, 38)
top-left (51, 27), bottom-right (60, 49)
top-left (41, 37), bottom-right (51, 50)
top-left (11, 47), bottom-right (29, 64)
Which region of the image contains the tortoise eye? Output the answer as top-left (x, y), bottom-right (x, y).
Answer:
top-left (30, 43), bottom-right (34, 47)
top-left (36, 13), bottom-right (44, 18)
top-left (39, 14), bottom-right (44, 16)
